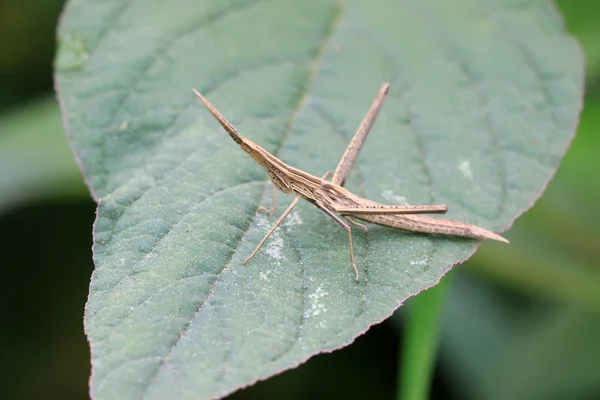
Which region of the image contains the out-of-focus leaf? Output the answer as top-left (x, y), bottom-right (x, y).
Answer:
top-left (469, 236), bottom-right (600, 313)
top-left (440, 274), bottom-right (600, 400)
top-left (398, 273), bottom-right (452, 400)
top-left (0, 96), bottom-right (87, 214)
top-left (556, 0), bottom-right (600, 79)
top-left (54, 1), bottom-right (583, 399)
top-left (467, 97), bottom-right (600, 310)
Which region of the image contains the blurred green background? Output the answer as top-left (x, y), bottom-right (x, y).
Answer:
top-left (0, 1), bottom-right (598, 399)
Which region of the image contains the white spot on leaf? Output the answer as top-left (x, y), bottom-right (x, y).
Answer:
top-left (284, 211), bottom-right (303, 227)
top-left (259, 270), bottom-right (273, 281)
top-left (264, 235), bottom-right (283, 260)
top-left (254, 215), bottom-right (284, 262)
top-left (382, 190), bottom-right (410, 205)
top-left (457, 160), bottom-right (474, 181)
top-left (305, 285), bottom-right (328, 321)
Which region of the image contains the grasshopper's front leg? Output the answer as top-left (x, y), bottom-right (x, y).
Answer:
top-left (244, 194), bottom-right (300, 265)
top-left (258, 184), bottom-right (278, 214)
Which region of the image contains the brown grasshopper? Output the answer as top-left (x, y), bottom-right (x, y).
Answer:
top-left (193, 83), bottom-right (507, 281)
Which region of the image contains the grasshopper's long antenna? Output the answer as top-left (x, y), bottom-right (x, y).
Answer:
top-left (193, 89), bottom-right (245, 146)
top-left (331, 82), bottom-right (390, 186)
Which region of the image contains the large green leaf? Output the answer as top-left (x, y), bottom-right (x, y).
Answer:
top-left (54, 0), bottom-right (583, 399)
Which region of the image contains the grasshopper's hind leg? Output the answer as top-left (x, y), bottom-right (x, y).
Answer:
top-left (343, 216), bottom-right (368, 232)
top-left (314, 202), bottom-right (361, 281)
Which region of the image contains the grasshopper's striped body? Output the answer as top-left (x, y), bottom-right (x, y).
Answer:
top-left (193, 83), bottom-right (507, 281)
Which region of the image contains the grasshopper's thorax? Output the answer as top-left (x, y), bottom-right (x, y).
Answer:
top-left (315, 182), bottom-right (361, 208)
top-left (266, 169), bottom-right (292, 193)
top-left (241, 142), bottom-right (293, 194)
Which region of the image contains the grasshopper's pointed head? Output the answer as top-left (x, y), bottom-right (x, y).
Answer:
top-left (193, 88), bottom-right (244, 146)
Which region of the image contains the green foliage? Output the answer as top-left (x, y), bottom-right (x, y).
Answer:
top-left (442, 97), bottom-right (600, 400)
top-left (398, 274), bottom-right (452, 400)
top-left (0, 97), bottom-right (87, 214)
top-left (441, 275), bottom-right (600, 400)
top-left (53, 0), bottom-right (582, 399)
